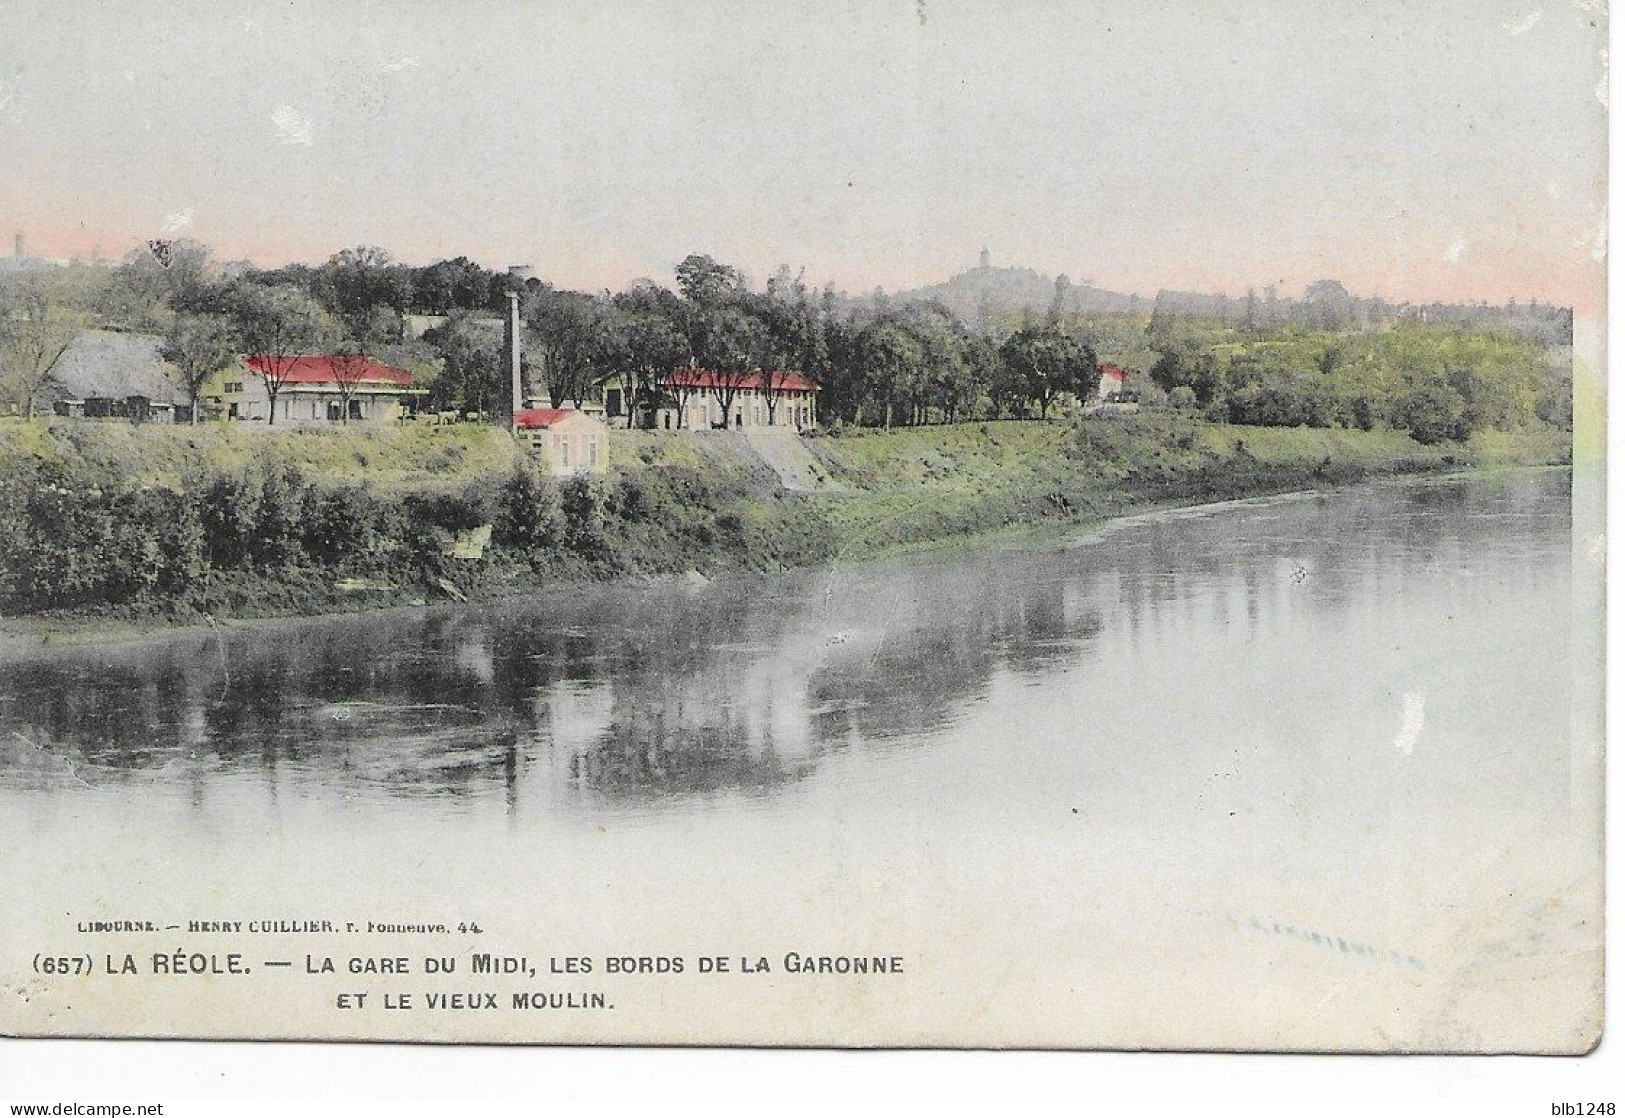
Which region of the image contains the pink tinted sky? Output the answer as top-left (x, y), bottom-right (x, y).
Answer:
top-left (0, 0), bottom-right (1607, 309)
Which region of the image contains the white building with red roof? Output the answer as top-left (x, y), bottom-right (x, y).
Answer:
top-left (630, 367), bottom-right (818, 431)
top-left (514, 406), bottom-right (609, 476)
top-left (1098, 363), bottom-right (1129, 400)
top-left (221, 354), bottom-right (423, 426)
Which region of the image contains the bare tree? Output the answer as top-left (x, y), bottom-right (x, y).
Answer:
top-left (0, 278), bottom-right (85, 418)
top-left (328, 346), bottom-right (372, 423)
top-left (760, 367), bottom-right (804, 427)
top-left (659, 362), bottom-right (706, 429)
top-left (228, 283), bottom-right (338, 425)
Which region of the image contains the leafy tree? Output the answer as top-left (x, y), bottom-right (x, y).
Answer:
top-left (412, 257), bottom-right (503, 315)
top-left (198, 469), bottom-right (261, 569)
top-left (560, 474), bottom-right (608, 558)
top-left (161, 313), bottom-right (239, 425)
top-left (754, 277), bottom-right (822, 425)
top-left (311, 245), bottom-right (413, 343)
top-left (1303, 279), bottom-right (1355, 330)
top-left (101, 239), bottom-right (215, 329)
top-left (854, 320), bottom-right (924, 427)
top-left (251, 459), bottom-right (311, 566)
top-left (422, 313), bottom-right (502, 415)
top-left (301, 483), bottom-right (384, 565)
top-left (607, 287), bottom-right (691, 427)
top-left (493, 458), bottom-right (562, 551)
top-left (1392, 383), bottom-right (1470, 444)
top-left (523, 287), bottom-right (617, 409)
top-left (691, 303), bottom-right (769, 428)
top-left (1149, 334), bottom-right (1225, 406)
top-left (674, 254), bottom-right (746, 304)
top-left (226, 283), bottom-right (339, 425)
top-left (999, 322), bottom-right (1099, 419)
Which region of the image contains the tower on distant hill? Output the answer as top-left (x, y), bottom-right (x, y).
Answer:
top-left (979, 247), bottom-right (991, 270)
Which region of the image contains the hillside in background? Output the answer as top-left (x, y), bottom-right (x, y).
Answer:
top-left (893, 255), bottom-right (1572, 346)
top-left (895, 253), bottom-right (1142, 326)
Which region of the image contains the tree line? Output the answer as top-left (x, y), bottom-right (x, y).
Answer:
top-left (424, 254), bottom-right (1104, 428)
top-left (2, 240), bottom-right (1571, 440)
top-left (1145, 316), bottom-right (1567, 443)
top-left (2, 244), bottom-right (1104, 428)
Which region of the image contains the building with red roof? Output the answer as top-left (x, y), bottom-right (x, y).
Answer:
top-left (221, 354), bottom-right (423, 426)
top-left (1097, 363), bottom-right (1130, 400)
top-left (514, 406), bottom-right (609, 476)
top-left (601, 367), bottom-right (819, 431)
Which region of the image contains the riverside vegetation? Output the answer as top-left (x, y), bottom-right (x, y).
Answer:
top-left (0, 413), bottom-right (1569, 633)
top-left (0, 243), bottom-right (1577, 632)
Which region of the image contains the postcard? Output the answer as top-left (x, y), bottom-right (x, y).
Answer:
top-left (0, 0), bottom-right (1605, 1050)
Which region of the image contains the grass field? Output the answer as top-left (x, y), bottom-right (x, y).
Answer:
top-left (0, 418), bottom-right (521, 492)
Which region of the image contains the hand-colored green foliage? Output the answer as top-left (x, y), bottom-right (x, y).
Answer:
top-left (1147, 320), bottom-right (1556, 442)
top-left (493, 459), bottom-right (561, 551)
top-left (0, 415), bottom-right (1569, 625)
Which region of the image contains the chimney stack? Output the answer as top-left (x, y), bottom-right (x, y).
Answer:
top-left (506, 291), bottom-right (523, 433)
top-left (13, 233), bottom-right (24, 259)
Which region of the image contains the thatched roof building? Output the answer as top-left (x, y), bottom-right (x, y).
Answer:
top-left (50, 329), bottom-right (190, 421)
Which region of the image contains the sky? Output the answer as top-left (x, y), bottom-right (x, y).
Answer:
top-left (0, 0), bottom-right (1608, 309)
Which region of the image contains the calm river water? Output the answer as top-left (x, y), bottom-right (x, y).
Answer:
top-left (0, 469), bottom-right (1600, 1049)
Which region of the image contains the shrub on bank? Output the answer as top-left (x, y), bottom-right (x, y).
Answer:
top-left (0, 418), bottom-right (1569, 623)
top-left (493, 459), bottom-right (562, 552)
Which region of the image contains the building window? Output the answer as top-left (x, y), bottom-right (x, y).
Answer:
top-left (349, 399), bottom-right (363, 420)
top-left (561, 437), bottom-right (570, 468)
top-left (588, 437), bottom-right (599, 466)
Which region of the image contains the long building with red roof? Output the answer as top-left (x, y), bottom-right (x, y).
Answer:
top-left (601, 366), bottom-right (819, 431)
top-left (222, 353), bottom-right (424, 426)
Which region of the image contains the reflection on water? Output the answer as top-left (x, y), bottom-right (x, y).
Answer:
top-left (0, 468), bottom-right (1589, 1049)
top-left (0, 472), bottom-right (1572, 821)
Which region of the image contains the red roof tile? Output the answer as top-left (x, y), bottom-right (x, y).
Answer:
top-left (514, 407), bottom-right (589, 429)
top-left (664, 368), bottom-right (818, 392)
top-left (244, 354), bottom-right (413, 387)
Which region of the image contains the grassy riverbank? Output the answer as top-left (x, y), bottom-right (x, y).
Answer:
top-left (0, 414), bottom-right (1570, 641)
top-left (800, 416), bottom-right (1568, 556)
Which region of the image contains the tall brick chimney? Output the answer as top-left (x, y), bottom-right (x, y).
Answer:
top-left (506, 291), bottom-right (523, 433)
top-left (13, 233), bottom-right (24, 259)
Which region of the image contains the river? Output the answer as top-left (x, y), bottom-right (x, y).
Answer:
top-left (0, 468), bottom-right (1600, 1049)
